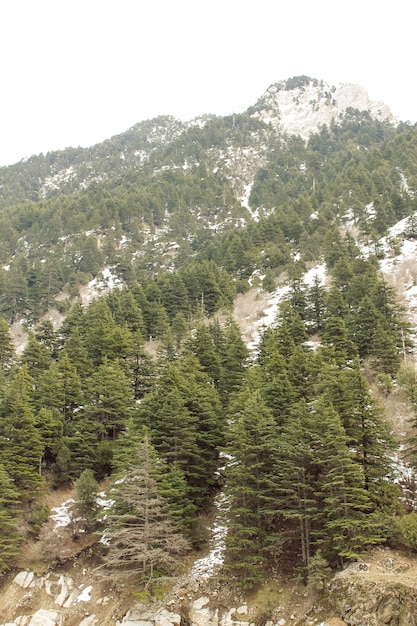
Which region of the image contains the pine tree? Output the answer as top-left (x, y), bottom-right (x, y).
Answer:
top-left (171, 311), bottom-right (189, 349)
top-left (84, 358), bottom-right (134, 440)
top-left (0, 265), bottom-right (28, 323)
top-left (176, 354), bottom-right (224, 504)
top-left (20, 335), bottom-right (53, 378)
top-left (62, 327), bottom-right (93, 379)
top-left (320, 315), bottom-right (358, 365)
top-left (370, 322), bottom-right (400, 375)
top-left (35, 362), bottom-right (65, 412)
top-left (57, 353), bottom-right (82, 418)
top-left (287, 345), bottom-right (316, 402)
top-left (65, 416), bottom-right (101, 479)
top-left (314, 395), bottom-right (381, 566)
top-left (35, 407), bottom-right (65, 474)
top-left (185, 323), bottom-right (223, 389)
top-left (128, 336), bottom-right (155, 399)
top-left (257, 332), bottom-right (295, 425)
top-left (108, 289), bottom-right (146, 336)
top-left (0, 318), bottom-right (14, 373)
top-left (139, 377), bottom-right (202, 506)
top-left (216, 317), bottom-right (249, 406)
top-left (225, 390), bottom-right (282, 587)
top-left (0, 464), bottom-right (21, 570)
top-left (112, 423), bottom-right (198, 538)
top-left (0, 319), bottom-right (14, 397)
top-left (0, 366), bottom-right (44, 495)
top-left (75, 469), bottom-right (99, 529)
top-left (348, 295), bottom-right (379, 358)
top-left (157, 462), bottom-right (198, 539)
top-left (35, 320), bottom-right (59, 357)
top-left (138, 356), bottom-right (224, 508)
top-left (83, 299), bottom-right (132, 365)
top-left (318, 359), bottom-right (395, 494)
top-left (306, 276), bottom-right (326, 334)
top-left (273, 400), bottom-right (319, 575)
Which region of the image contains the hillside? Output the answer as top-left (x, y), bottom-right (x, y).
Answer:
top-left (1, 76), bottom-right (417, 626)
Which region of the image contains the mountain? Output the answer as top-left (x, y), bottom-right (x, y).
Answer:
top-left (0, 76), bottom-right (413, 326)
top-left (1, 76), bottom-right (417, 626)
top-left (0, 77), bottom-right (394, 205)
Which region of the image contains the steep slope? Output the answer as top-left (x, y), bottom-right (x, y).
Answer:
top-left (0, 77), bottom-right (393, 207)
top-left (0, 76), bottom-right (414, 329)
top-left (2, 76), bottom-right (417, 626)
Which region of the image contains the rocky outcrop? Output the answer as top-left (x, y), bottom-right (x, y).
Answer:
top-left (325, 554), bottom-right (417, 626)
top-left (116, 604), bottom-right (182, 626)
top-left (117, 597), bottom-right (290, 626)
top-left (251, 80), bottom-right (394, 141)
top-left (328, 578), bottom-right (417, 626)
top-left (3, 549), bottom-right (417, 626)
top-left (0, 570), bottom-right (109, 626)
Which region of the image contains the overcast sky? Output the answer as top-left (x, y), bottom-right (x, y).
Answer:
top-left (1, 0), bottom-right (416, 166)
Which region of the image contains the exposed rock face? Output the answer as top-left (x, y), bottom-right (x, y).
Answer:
top-left (328, 578), bottom-right (417, 626)
top-left (116, 604), bottom-right (182, 626)
top-left (2, 566), bottom-right (417, 626)
top-left (0, 570), bottom-right (105, 626)
top-left (251, 79), bottom-right (394, 140)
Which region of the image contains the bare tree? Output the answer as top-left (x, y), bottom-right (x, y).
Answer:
top-left (98, 434), bottom-right (189, 588)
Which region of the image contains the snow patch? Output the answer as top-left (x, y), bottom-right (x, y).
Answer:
top-left (191, 491), bottom-right (230, 577)
top-left (246, 284), bottom-right (290, 353)
top-left (303, 263), bottom-right (326, 286)
top-left (51, 499), bottom-right (75, 528)
top-left (76, 585), bottom-right (93, 603)
top-left (80, 267), bottom-right (123, 305)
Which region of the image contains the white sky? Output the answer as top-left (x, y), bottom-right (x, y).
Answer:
top-left (1, 0), bottom-right (416, 166)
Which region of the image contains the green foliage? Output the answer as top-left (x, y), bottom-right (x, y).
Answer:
top-left (398, 513), bottom-right (417, 551)
top-left (225, 390), bottom-right (283, 587)
top-left (75, 469), bottom-right (99, 527)
top-left (0, 366), bottom-right (44, 495)
top-left (0, 464), bottom-right (21, 570)
top-left (138, 354), bottom-right (224, 508)
top-left (27, 501), bottom-right (50, 537)
top-left (307, 552), bottom-right (331, 591)
top-left (0, 94), bottom-right (415, 578)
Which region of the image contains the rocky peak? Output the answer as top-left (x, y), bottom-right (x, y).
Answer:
top-left (249, 76), bottom-right (394, 140)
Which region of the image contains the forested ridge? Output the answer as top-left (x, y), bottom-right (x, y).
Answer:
top-left (1, 78), bottom-right (417, 592)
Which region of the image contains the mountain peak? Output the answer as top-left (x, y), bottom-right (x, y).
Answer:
top-left (249, 77), bottom-right (394, 140)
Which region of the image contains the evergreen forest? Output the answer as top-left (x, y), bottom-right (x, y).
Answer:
top-left (1, 78), bottom-right (417, 590)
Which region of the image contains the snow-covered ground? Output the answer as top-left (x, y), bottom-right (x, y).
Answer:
top-left (246, 262), bottom-right (327, 353)
top-left (51, 498), bottom-right (76, 528)
top-left (80, 267), bottom-right (123, 305)
top-left (378, 226), bottom-right (417, 336)
top-left (191, 491), bottom-right (230, 578)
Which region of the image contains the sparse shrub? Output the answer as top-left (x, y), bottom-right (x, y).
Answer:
top-left (377, 372), bottom-right (394, 396)
top-left (398, 512), bottom-right (417, 550)
top-left (75, 469), bottom-right (99, 530)
top-left (262, 269), bottom-right (276, 292)
top-left (307, 552), bottom-right (331, 591)
top-left (28, 502), bottom-right (50, 537)
top-left (28, 520), bottom-right (70, 567)
top-left (397, 363), bottom-right (417, 406)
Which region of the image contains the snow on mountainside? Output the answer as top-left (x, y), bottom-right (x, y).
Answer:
top-left (236, 214), bottom-right (417, 357)
top-left (250, 78), bottom-right (394, 140)
top-left (28, 77), bottom-right (395, 200)
top-left (379, 218), bottom-right (417, 336)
